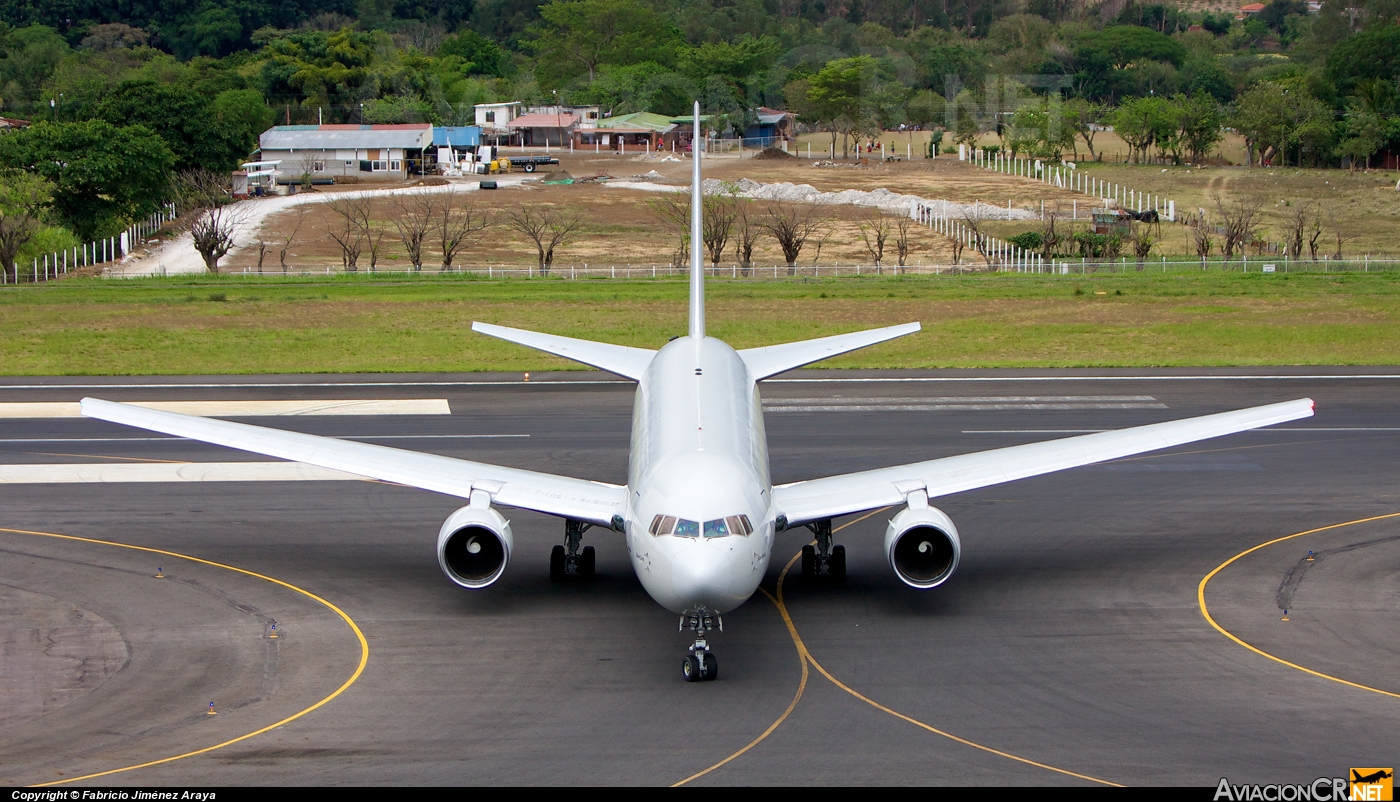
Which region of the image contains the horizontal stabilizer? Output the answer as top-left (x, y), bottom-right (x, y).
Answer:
top-left (472, 322), bottom-right (656, 381)
top-left (739, 322), bottom-right (921, 380)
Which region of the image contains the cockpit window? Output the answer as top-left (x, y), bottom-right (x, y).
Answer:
top-left (650, 515), bottom-right (750, 538)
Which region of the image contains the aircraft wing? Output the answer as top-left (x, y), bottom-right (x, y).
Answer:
top-left (472, 321), bottom-right (656, 381)
top-left (738, 323), bottom-right (921, 380)
top-left (80, 398), bottom-right (626, 526)
top-left (772, 398), bottom-right (1314, 526)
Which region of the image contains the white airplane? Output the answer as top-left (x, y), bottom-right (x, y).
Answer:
top-left (81, 104), bottom-right (1314, 682)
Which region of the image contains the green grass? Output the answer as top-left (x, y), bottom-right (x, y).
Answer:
top-left (3, 271), bottom-right (1400, 374)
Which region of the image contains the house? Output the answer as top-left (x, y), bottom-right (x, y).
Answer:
top-left (0, 116), bottom-right (30, 130)
top-left (744, 107), bottom-right (796, 147)
top-left (529, 105), bottom-right (602, 123)
top-left (474, 102), bottom-right (522, 141)
top-left (1239, 2), bottom-right (1266, 14)
top-left (574, 112), bottom-right (676, 151)
top-left (506, 113), bottom-right (577, 147)
top-left (256, 124), bottom-right (433, 182)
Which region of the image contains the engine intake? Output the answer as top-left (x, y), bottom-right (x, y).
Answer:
top-left (437, 505), bottom-right (513, 588)
top-left (885, 505), bottom-right (960, 588)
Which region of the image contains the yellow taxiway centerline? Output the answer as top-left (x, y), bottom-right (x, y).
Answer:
top-left (0, 526), bottom-right (369, 787)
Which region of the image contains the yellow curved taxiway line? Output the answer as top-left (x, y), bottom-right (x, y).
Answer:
top-left (0, 526), bottom-right (370, 787)
top-left (1197, 512), bottom-right (1400, 701)
top-left (676, 509), bottom-right (1120, 787)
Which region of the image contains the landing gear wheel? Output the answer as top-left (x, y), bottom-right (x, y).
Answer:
top-left (830, 545), bottom-right (846, 583)
top-left (549, 544), bottom-right (566, 582)
top-left (683, 654), bottom-right (701, 682)
top-left (801, 544), bottom-right (817, 579)
top-left (699, 652), bottom-right (719, 681)
top-left (580, 545), bottom-right (596, 579)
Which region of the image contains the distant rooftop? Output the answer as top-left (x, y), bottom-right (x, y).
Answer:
top-left (260, 124), bottom-right (433, 150)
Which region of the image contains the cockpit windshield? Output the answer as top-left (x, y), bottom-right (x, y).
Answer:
top-left (650, 514), bottom-right (753, 538)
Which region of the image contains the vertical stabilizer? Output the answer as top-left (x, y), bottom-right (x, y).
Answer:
top-left (689, 101), bottom-right (704, 340)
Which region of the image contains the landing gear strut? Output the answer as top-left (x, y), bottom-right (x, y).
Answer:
top-left (800, 518), bottom-right (846, 583)
top-left (680, 607), bottom-right (721, 682)
top-left (550, 519), bottom-right (596, 582)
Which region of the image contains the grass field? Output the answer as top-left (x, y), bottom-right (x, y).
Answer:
top-left (4, 271), bottom-right (1400, 374)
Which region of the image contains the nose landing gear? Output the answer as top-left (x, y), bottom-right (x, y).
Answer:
top-left (550, 519), bottom-right (596, 582)
top-left (680, 607), bottom-right (721, 682)
top-left (799, 519), bottom-right (846, 583)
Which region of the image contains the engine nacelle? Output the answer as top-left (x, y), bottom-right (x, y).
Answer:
top-left (437, 505), bottom-right (513, 588)
top-left (884, 505), bottom-right (961, 589)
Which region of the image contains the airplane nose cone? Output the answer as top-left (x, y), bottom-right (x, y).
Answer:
top-left (671, 544), bottom-right (740, 611)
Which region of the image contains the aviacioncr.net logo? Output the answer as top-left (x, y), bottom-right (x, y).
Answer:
top-left (1214, 777), bottom-right (1349, 801)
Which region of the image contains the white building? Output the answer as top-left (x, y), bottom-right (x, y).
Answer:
top-left (474, 102), bottom-right (524, 140)
top-left (256, 124), bottom-right (433, 182)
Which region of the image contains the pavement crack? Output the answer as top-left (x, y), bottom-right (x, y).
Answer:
top-left (1276, 533), bottom-right (1400, 611)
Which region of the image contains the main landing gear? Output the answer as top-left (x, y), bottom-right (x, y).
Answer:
top-left (550, 519), bottom-right (596, 582)
top-left (680, 607), bottom-right (721, 682)
top-left (799, 519), bottom-right (846, 583)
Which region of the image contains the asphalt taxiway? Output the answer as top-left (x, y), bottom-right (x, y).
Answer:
top-left (1, 368), bottom-right (1397, 786)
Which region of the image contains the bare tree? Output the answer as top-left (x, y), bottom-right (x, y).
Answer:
top-left (893, 215), bottom-right (912, 270)
top-left (1306, 212), bottom-right (1324, 261)
top-left (647, 193), bottom-right (690, 269)
top-left (1040, 209), bottom-right (1063, 261)
top-left (702, 194), bottom-right (738, 269)
top-left (0, 170), bottom-right (52, 282)
top-left (325, 196), bottom-right (368, 270)
top-left (857, 210), bottom-right (892, 272)
top-left (1212, 192), bottom-right (1264, 260)
top-left (437, 191), bottom-right (492, 269)
top-left (255, 240), bottom-right (269, 272)
top-left (1283, 204), bottom-right (1312, 260)
top-left (761, 201), bottom-right (830, 274)
top-left (1127, 221), bottom-right (1154, 268)
top-left (961, 215), bottom-right (993, 266)
top-left (1327, 211), bottom-right (1352, 261)
top-left (279, 205), bottom-right (309, 273)
top-left (1190, 218), bottom-right (1213, 260)
top-left (390, 190), bottom-right (439, 271)
top-left (503, 204), bottom-right (583, 276)
top-left (174, 169), bottom-right (244, 274)
top-left (733, 200), bottom-right (760, 276)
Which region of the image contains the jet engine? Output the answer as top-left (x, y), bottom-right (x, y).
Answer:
top-left (437, 504), bottom-right (513, 588)
top-left (884, 505), bottom-right (960, 588)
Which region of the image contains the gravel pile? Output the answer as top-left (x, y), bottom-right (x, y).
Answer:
top-left (701, 178), bottom-right (1038, 220)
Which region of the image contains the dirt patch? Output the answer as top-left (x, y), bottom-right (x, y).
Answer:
top-left (753, 147), bottom-right (796, 160)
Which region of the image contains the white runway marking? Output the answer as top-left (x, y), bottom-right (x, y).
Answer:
top-left (964, 427), bottom-right (1400, 434)
top-left (0, 434), bottom-right (527, 444)
top-left (1, 374), bottom-right (1397, 392)
top-left (0, 399), bottom-right (451, 418)
top-left (0, 462), bottom-right (367, 484)
top-left (763, 395), bottom-right (1166, 413)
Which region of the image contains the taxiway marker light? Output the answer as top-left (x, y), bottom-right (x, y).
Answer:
top-left (1281, 610), bottom-right (1290, 621)
top-left (207, 702), bottom-right (217, 716)
top-left (155, 566), bottom-right (164, 578)
top-left (269, 623), bottom-right (278, 639)
top-left (1307, 551), bottom-right (1314, 561)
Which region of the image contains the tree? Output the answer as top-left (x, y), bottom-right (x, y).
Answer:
top-left (278, 206), bottom-right (309, 273)
top-left (803, 56), bottom-right (883, 160)
top-left (525, 0), bottom-right (684, 85)
top-left (389, 191), bottom-right (440, 271)
top-left (325, 197), bottom-right (369, 271)
top-left (0, 170), bottom-right (53, 283)
top-left (1337, 107), bottom-right (1386, 171)
top-left (1176, 93), bottom-right (1224, 164)
top-left (188, 203), bottom-right (247, 273)
top-left (1234, 82), bottom-right (1335, 168)
top-left (857, 210), bottom-right (892, 270)
top-left (93, 81), bottom-right (248, 171)
top-left (732, 200), bottom-right (761, 276)
top-left (437, 29), bottom-right (505, 76)
top-left (503, 204), bottom-right (583, 275)
top-left (436, 191), bottom-right (493, 269)
top-left (646, 193), bottom-right (690, 269)
top-left (1062, 98), bottom-right (1104, 160)
top-left (1213, 192), bottom-right (1264, 259)
top-left (761, 202), bottom-right (829, 272)
top-left (701, 193), bottom-right (738, 269)
top-left (893, 215), bottom-right (913, 269)
top-left (0, 121), bottom-right (174, 241)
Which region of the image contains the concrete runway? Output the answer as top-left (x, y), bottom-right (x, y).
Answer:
top-left (1, 368), bottom-right (1397, 786)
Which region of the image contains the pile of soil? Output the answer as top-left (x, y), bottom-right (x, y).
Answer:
top-left (540, 170), bottom-right (574, 181)
top-left (754, 147), bottom-right (796, 160)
